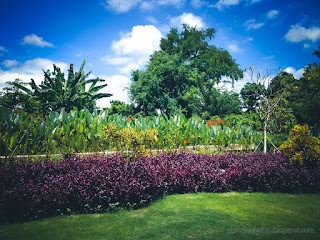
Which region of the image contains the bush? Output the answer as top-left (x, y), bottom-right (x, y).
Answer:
top-left (279, 125), bottom-right (320, 167)
top-left (1, 152), bottom-right (319, 223)
top-left (102, 124), bottom-right (158, 159)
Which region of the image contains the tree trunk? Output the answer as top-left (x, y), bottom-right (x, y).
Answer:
top-left (263, 121), bottom-right (267, 153)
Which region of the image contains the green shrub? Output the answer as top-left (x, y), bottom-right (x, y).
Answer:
top-left (101, 124), bottom-right (158, 160)
top-left (279, 125), bottom-right (320, 167)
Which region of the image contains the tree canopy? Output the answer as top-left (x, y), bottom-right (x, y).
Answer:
top-left (129, 24), bottom-right (243, 117)
top-left (290, 47), bottom-right (320, 127)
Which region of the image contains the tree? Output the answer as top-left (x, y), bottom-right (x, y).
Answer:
top-left (105, 100), bottom-right (133, 116)
top-left (290, 47), bottom-right (320, 128)
top-left (267, 72), bottom-right (297, 134)
top-left (240, 82), bottom-right (265, 112)
top-left (10, 60), bottom-right (112, 114)
top-left (129, 24), bottom-right (243, 117)
top-left (266, 48), bottom-right (320, 129)
top-left (246, 66), bottom-right (290, 153)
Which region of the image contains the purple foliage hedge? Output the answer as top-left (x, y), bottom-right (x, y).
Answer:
top-left (0, 152), bottom-right (319, 222)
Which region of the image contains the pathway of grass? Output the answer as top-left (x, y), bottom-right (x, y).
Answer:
top-left (0, 192), bottom-right (319, 240)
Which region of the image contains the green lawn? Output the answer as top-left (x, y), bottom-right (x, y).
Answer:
top-left (0, 192), bottom-right (319, 240)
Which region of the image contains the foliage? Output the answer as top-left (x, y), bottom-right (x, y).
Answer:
top-left (1, 152), bottom-right (319, 223)
top-left (0, 108), bottom-right (262, 156)
top-left (279, 125), bottom-right (320, 167)
top-left (0, 79), bottom-right (39, 113)
top-left (129, 24), bottom-right (243, 117)
top-left (289, 47), bottom-right (320, 128)
top-left (268, 97), bottom-right (297, 134)
top-left (243, 65), bottom-right (294, 152)
top-left (9, 61), bottom-right (112, 114)
top-left (104, 100), bottom-right (133, 116)
top-left (266, 71), bottom-right (298, 134)
top-left (102, 123), bottom-right (158, 159)
top-left (224, 113), bottom-right (262, 130)
top-left (240, 82), bottom-right (265, 112)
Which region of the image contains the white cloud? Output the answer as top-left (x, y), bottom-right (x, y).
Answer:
top-left (22, 34), bottom-right (53, 48)
top-left (227, 44), bottom-right (241, 53)
top-left (251, 0), bottom-right (262, 3)
top-left (190, 0), bottom-right (208, 8)
top-left (101, 57), bottom-right (132, 65)
top-left (112, 25), bottom-right (162, 57)
top-left (2, 60), bottom-right (18, 68)
top-left (145, 16), bottom-right (158, 25)
top-left (303, 43), bottom-right (311, 48)
top-left (0, 58), bottom-right (68, 91)
top-left (245, 19), bottom-right (264, 30)
top-left (263, 55), bottom-right (275, 60)
top-left (285, 24), bottom-right (320, 43)
top-left (104, 0), bottom-right (141, 13)
top-left (267, 10), bottom-right (279, 19)
top-left (157, 0), bottom-right (185, 7)
top-left (140, 1), bottom-right (154, 10)
top-left (0, 46), bottom-right (7, 52)
top-left (170, 13), bottom-right (205, 29)
top-left (96, 75), bottom-right (131, 107)
top-left (214, 0), bottom-right (240, 11)
top-left (102, 25), bottom-right (162, 76)
top-left (284, 67), bottom-right (305, 79)
top-left (105, 0), bottom-right (185, 12)
top-left (120, 62), bottom-right (140, 75)
top-left (247, 37), bottom-right (254, 41)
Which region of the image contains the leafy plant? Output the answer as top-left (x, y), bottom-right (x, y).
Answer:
top-left (279, 125), bottom-right (320, 167)
top-left (9, 61), bottom-right (112, 114)
top-left (102, 124), bottom-right (158, 160)
top-left (1, 152), bottom-right (319, 223)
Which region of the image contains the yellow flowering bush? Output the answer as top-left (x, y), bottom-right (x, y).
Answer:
top-left (102, 124), bottom-right (158, 160)
top-left (279, 125), bottom-right (320, 166)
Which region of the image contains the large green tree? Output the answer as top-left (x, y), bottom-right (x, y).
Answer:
top-left (290, 47), bottom-right (320, 128)
top-left (266, 48), bottom-right (320, 129)
top-left (8, 61), bottom-right (112, 114)
top-left (129, 24), bottom-right (243, 117)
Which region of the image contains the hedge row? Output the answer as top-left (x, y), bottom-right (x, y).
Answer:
top-left (1, 152), bottom-right (319, 222)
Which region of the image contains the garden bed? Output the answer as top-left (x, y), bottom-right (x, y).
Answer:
top-left (1, 151), bottom-right (319, 223)
top-left (0, 144), bottom-right (255, 163)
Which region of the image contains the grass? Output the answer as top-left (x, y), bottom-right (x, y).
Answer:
top-left (0, 192), bottom-right (319, 240)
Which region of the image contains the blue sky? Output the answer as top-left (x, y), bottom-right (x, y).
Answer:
top-left (1, 0), bottom-right (320, 108)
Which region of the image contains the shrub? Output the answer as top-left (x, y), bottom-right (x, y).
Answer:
top-left (279, 125), bottom-right (320, 167)
top-left (101, 124), bottom-right (158, 159)
top-left (1, 152), bottom-right (319, 223)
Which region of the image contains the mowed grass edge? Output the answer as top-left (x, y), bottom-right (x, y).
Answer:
top-left (0, 192), bottom-right (319, 240)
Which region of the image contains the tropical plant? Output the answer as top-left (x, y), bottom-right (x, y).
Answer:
top-left (0, 79), bottom-right (39, 113)
top-left (9, 60), bottom-right (112, 114)
top-left (0, 107), bottom-right (263, 157)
